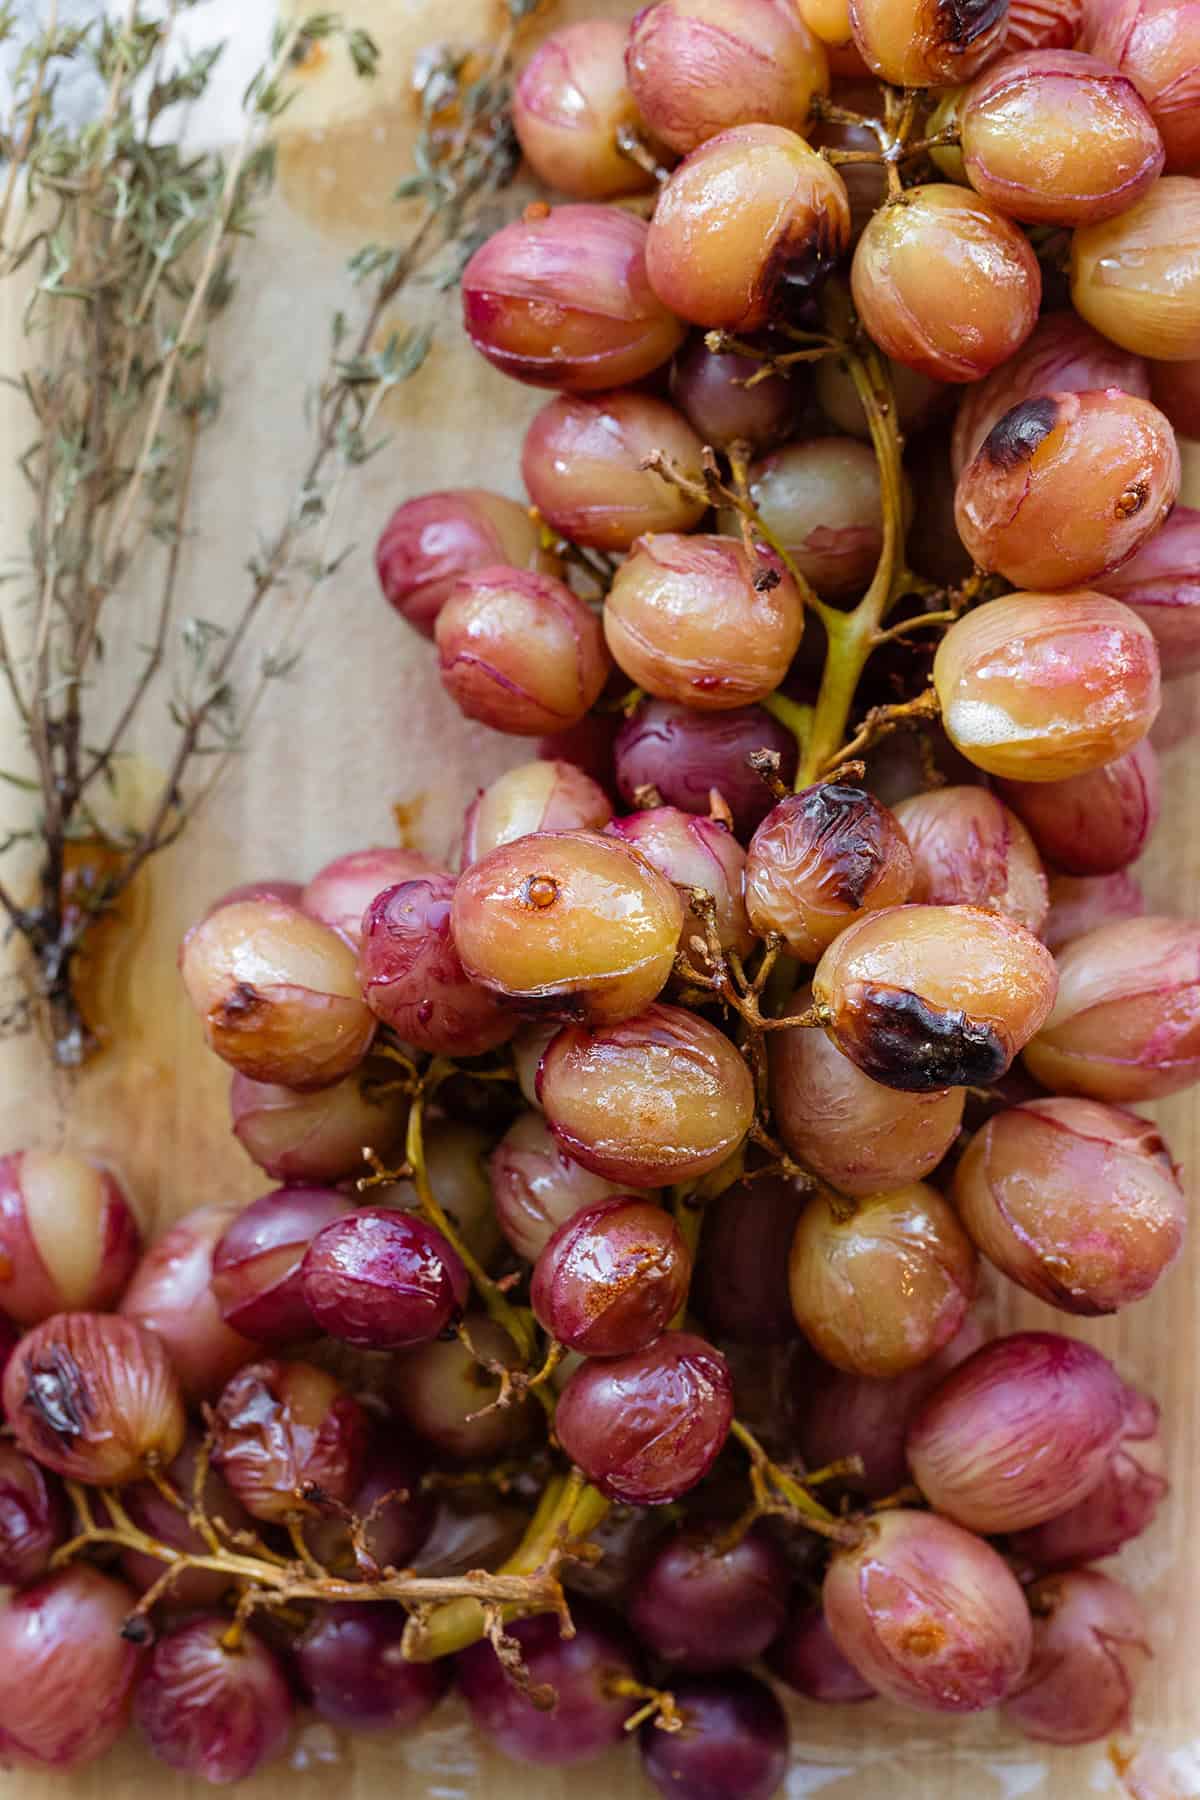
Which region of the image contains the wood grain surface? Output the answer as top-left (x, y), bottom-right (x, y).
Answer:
top-left (1, 2), bottom-right (1198, 1794)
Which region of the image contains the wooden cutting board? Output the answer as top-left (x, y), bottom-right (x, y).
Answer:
top-left (1, 1), bottom-right (1198, 1793)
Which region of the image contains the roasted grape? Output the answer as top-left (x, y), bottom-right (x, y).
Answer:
top-left (639, 1672), bottom-right (790, 1800)
top-left (848, 0), bottom-right (1009, 85)
top-left (375, 490), bottom-right (561, 637)
top-left (1001, 1571), bottom-right (1150, 1744)
top-left (300, 1208), bottom-right (470, 1350)
top-left (893, 786), bottom-right (1048, 932)
top-left (0, 1150), bottom-right (140, 1327)
top-left (614, 697), bottom-right (799, 835)
top-left (1095, 504), bottom-right (1200, 676)
top-left (357, 875), bottom-right (516, 1055)
top-left (301, 845), bottom-right (442, 946)
top-left (607, 805), bottom-right (752, 975)
top-left (229, 1065), bottom-right (407, 1185)
top-left (490, 1109), bottom-right (631, 1261)
top-left (1043, 869), bottom-right (1146, 951)
top-left (629, 1523), bottom-right (791, 1669)
top-left (521, 390), bottom-right (705, 551)
top-left (296, 1604), bottom-right (451, 1731)
top-left (120, 1202), bottom-right (255, 1399)
top-left (726, 438), bottom-right (884, 596)
top-left (691, 1172), bottom-right (808, 1341)
top-left (669, 338), bottom-right (798, 451)
top-left (996, 739), bottom-right (1161, 875)
top-left (0, 1567), bottom-right (140, 1770)
top-left (1010, 1383), bottom-right (1168, 1567)
top-left (1084, 0), bottom-right (1200, 173)
top-left (457, 1604), bottom-right (639, 1765)
top-left (211, 1359), bottom-right (367, 1523)
top-left (531, 1194), bottom-right (690, 1355)
top-left (1071, 175), bottom-right (1200, 360)
top-left (134, 1617), bottom-right (293, 1783)
top-left (512, 20), bottom-right (658, 200)
top-left (211, 1185), bottom-right (350, 1343)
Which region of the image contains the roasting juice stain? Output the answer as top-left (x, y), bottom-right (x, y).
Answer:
top-left (392, 793), bottom-right (427, 851)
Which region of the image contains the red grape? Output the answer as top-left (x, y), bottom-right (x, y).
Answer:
top-left (1010, 1383), bottom-right (1167, 1568)
top-left (607, 805), bottom-right (752, 975)
top-left (522, 390), bottom-right (706, 551)
top-left (1084, 0), bottom-right (1200, 173)
top-left (3, 1311), bottom-right (185, 1485)
top-left (120, 1202), bottom-right (255, 1399)
top-left (767, 1604), bottom-right (876, 1703)
top-left (211, 1358), bottom-right (368, 1523)
top-left (555, 1330), bottom-right (733, 1503)
top-left (229, 1066), bottom-right (406, 1186)
top-left (691, 1172), bottom-right (807, 1342)
top-left (513, 20), bottom-right (659, 200)
top-left (381, 1121), bottom-right (503, 1271)
top-left (463, 760), bottom-right (613, 864)
top-left (997, 739), bottom-right (1160, 875)
top-left (614, 697), bottom-right (799, 837)
top-left (531, 1195), bottom-right (690, 1356)
top-left (1095, 504), bottom-right (1200, 676)
top-left (0, 1566), bottom-right (140, 1770)
top-left (0, 1442), bottom-right (67, 1587)
top-left (392, 1317), bottom-right (535, 1460)
top-left (849, 0), bottom-right (1009, 84)
top-left (639, 1672), bottom-right (789, 1800)
top-left (628, 1522), bottom-right (790, 1669)
top-left (375, 489), bottom-right (561, 638)
top-left (134, 1616), bottom-right (293, 1783)
top-left (296, 1603), bottom-right (451, 1730)
top-left (490, 1109), bottom-right (630, 1262)
top-left (1005, 0), bottom-right (1084, 49)
top-left (1071, 175), bottom-right (1200, 360)
top-left (730, 438), bottom-right (884, 596)
top-left (1001, 1570), bottom-right (1150, 1744)
top-left (300, 1208), bottom-right (469, 1349)
top-left (1043, 868), bottom-right (1145, 951)
top-left (301, 845), bottom-right (442, 946)
top-left (0, 1150), bottom-right (141, 1327)
top-left (120, 1429), bottom-right (253, 1612)
top-left (303, 1429), bottom-right (435, 1576)
top-left (893, 785), bottom-right (1048, 933)
top-left (457, 1603), bottom-right (639, 1765)
top-left (669, 338), bottom-right (798, 452)
top-left (906, 1329), bottom-right (1127, 1531)
top-left (357, 876), bottom-right (516, 1055)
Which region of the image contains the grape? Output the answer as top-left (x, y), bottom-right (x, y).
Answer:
top-left (0, 1566), bottom-right (139, 1770)
top-left (626, 0), bottom-right (829, 153)
top-left (179, 897), bottom-right (375, 1090)
top-left (1071, 175), bottom-right (1200, 360)
top-left (790, 1182), bottom-right (977, 1376)
top-left (903, 428), bottom-right (975, 585)
top-left (607, 806), bottom-right (752, 975)
top-left (0, 1312), bottom-right (17, 1385)
top-left (644, 125), bottom-right (851, 331)
top-left (303, 1430), bottom-right (435, 1575)
top-left (1006, 0), bottom-right (1083, 48)
top-left (951, 309), bottom-right (1150, 476)
top-left (120, 1430), bottom-right (252, 1612)
top-left (296, 1603), bottom-right (451, 1730)
top-left (490, 1110), bottom-right (631, 1262)
top-left (628, 1523), bottom-right (790, 1669)
top-left (457, 1603), bottom-right (638, 1765)
top-left (461, 205), bottom-right (685, 391)
top-left (798, 0), bottom-right (858, 49)
top-left (906, 1329), bottom-right (1127, 1531)
top-left (464, 763), bottom-right (611, 871)
top-left (934, 590), bottom-right (1161, 780)
top-left (3, 1311), bottom-right (184, 1485)
top-left (848, 0), bottom-right (1009, 84)
top-left (893, 786), bottom-right (1048, 933)
top-left (522, 390), bottom-right (706, 552)
top-left (375, 489), bottom-right (562, 638)
top-left (1095, 504), bottom-right (1200, 676)
top-left (230, 1065), bottom-right (407, 1186)
top-left (604, 532), bottom-right (805, 711)
top-left (358, 876), bottom-right (517, 1056)
top-left (691, 1171), bottom-right (808, 1342)
top-left (119, 1202), bottom-right (255, 1400)
top-left (851, 185), bottom-right (1041, 383)
top-left (639, 1671), bottom-right (790, 1800)
top-left (301, 845), bottom-right (442, 946)
top-left (1001, 1571), bottom-right (1150, 1744)
top-left (0, 1442), bottom-right (66, 1587)
top-left (211, 1185), bottom-right (351, 1344)
top-left (745, 783), bottom-right (915, 961)
top-left (205, 877), bottom-right (304, 912)
top-left (0, 1149), bottom-right (140, 1326)
top-left (954, 390), bottom-right (1179, 589)
top-left (812, 902), bottom-right (1058, 1091)
top-left (555, 1330), bottom-right (733, 1503)
top-left (769, 1012), bottom-right (965, 1193)
top-left (134, 1616), bottom-right (293, 1783)
top-left (614, 698), bottom-right (799, 837)
top-left (960, 50), bottom-right (1164, 225)
top-left (822, 1509), bottom-right (1033, 1712)
top-left (538, 1003), bottom-right (756, 1186)
top-left (1043, 868), bottom-right (1145, 951)
top-left (811, 88), bottom-right (891, 237)
top-left (413, 1487), bottom-right (526, 1576)
top-left (996, 739), bottom-right (1160, 875)
top-left (531, 1195), bottom-right (690, 1356)
top-left (1010, 1383), bottom-right (1167, 1568)
top-left (669, 338), bottom-right (798, 452)
top-left (817, 348), bottom-right (949, 443)
top-left (383, 1121), bottom-right (503, 1270)
top-left (1023, 914), bottom-right (1200, 1099)
top-left (767, 1604), bottom-right (876, 1702)
top-left (512, 20), bottom-right (658, 200)
top-left (211, 1358), bottom-right (368, 1523)
top-left (791, 1313), bottom-right (987, 1498)
top-left (300, 1208), bottom-right (470, 1349)
top-left (435, 566), bottom-right (610, 737)
top-left (954, 1097), bottom-right (1185, 1312)
top-left (1084, 0), bottom-right (1200, 173)
top-left (451, 829), bottom-right (683, 1026)
top-left (392, 1317), bottom-right (535, 1460)
top-left (723, 438), bottom-right (884, 596)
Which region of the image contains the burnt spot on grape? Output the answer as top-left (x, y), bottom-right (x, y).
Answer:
top-left (217, 981), bottom-right (264, 1024)
top-left (762, 219), bottom-right (844, 325)
top-left (982, 398), bottom-right (1060, 472)
top-left (23, 1345), bottom-right (92, 1443)
top-left (121, 1614), bottom-right (156, 1646)
top-left (799, 784), bottom-right (886, 908)
top-left (841, 983), bottom-right (1010, 1091)
top-left (937, 0), bottom-right (1007, 47)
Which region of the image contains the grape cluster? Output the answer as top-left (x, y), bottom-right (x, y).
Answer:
top-left (1, 0), bottom-right (1198, 1791)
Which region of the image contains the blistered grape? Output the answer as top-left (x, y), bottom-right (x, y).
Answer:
top-left (522, 390), bottom-right (706, 551)
top-left (1095, 504), bottom-right (1200, 676)
top-left (848, 0), bottom-right (1009, 85)
top-left (893, 786), bottom-right (1048, 932)
top-left (513, 20), bottom-right (658, 200)
top-left (996, 739), bottom-right (1160, 875)
top-left (376, 490), bottom-right (562, 638)
top-left (1071, 175), bottom-right (1200, 360)
top-left (1085, 0), bottom-right (1200, 173)
top-left (724, 439), bottom-right (884, 596)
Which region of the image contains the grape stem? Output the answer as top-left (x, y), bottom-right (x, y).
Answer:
top-left (729, 1420), bottom-right (860, 1544)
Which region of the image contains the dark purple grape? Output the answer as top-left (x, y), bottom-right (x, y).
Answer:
top-left (121, 1429), bottom-right (253, 1612)
top-left (614, 699), bottom-right (798, 839)
top-left (134, 1616), bottom-right (293, 1783)
top-left (296, 1604), bottom-right (451, 1730)
top-left (357, 876), bottom-right (516, 1056)
top-left (531, 1195), bottom-right (690, 1356)
top-left (554, 1332), bottom-right (733, 1504)
top-left (300, 1208), bottom-right (469, 1350)
top-left (628, 1524), bottom-right (790, 1670)
top-left (0, 1442), bottom-right (67, 1587)
top-left (456, 1604), bottom-right (639, 1765)
top-left (691, 1174), bottom-right (806, 1344)
top-left (211, 1186), bottom-right (351, 1344)
top-left (669, 337), bottom-right (799, 451)
top-left (639, 1672), bottom-right (790, 1800)
top-left (767, 1604), bottom-right (876, 1703)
